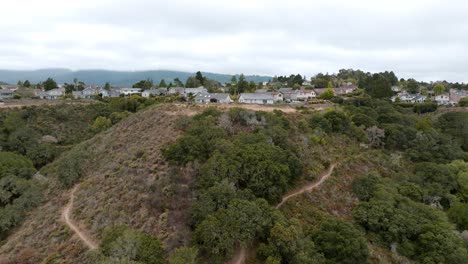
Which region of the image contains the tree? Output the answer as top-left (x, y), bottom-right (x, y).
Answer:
top-left (173, 78), bottom-right (184, 87)
top-left (312, 219), bottom-right (369, 264)
top-left (23, 80), bottom-right (31, 88)
top-left (363, 74), bottom-right (393, 98)
top-left (406, 79), bottom-right (419, 94)
top-left (459, 97), bottom-right (468, 107)
top-left (448, 202), bottom-right (468, 230)
top-left (366, 126), bottom-right (385, 148)
top-left (195, 71), bottom-right (205, 85)
top-left (319, 88), bottom-right (334, 100)
top-left (104, 82), bottom-right (111, 91)
top-left (158, 79), bottom-right (167, 88)
top-left (132, 79), bottom-right (153, 90)
top-left (237, 74), bottom-right (249, 93)
top-left (433, 84), bottom-right (446, 95)
top-left (43, 78), bottom-right (58, 91)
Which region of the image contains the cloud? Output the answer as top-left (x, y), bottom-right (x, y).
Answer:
top-left (1, 0), bottom-right (468, 81)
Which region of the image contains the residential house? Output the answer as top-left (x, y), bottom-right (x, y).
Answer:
top-left (168, 87), bottom-right (185, 95)
top-left (142, 88), bottom-right (167, 98)
top-left (334, 85), bottom-right (357, 95)
top-left (449, 89), bottom-right (468, 104)
top-left (195, 93), bottom-right (233, 104)
top-left (296, 89), bottom-right (316, 100)
top-left (434, 93), bottom-right (450, 105)
top-left (120, 88), bottom-right (142, 95)
top-left (279, 88), bottom-right (298, 102)
top-left (38, 88), bottom-right (65, 99)
top-left (255, 89), bottom-right (269, 93)
top-left (238, 93), bottom-right (275, 104)
top-left (391, 86), bottom-right (402, 92)
top-left (184, 87), bottom-right (207, 97)
top-left (73, 87), bottom-right (110, 99)
top-left (0, 89), bottom-right (14, 99)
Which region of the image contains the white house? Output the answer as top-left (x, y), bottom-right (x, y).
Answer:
top-left (296, 89), bottom-right (316, 100)
top-left (434, 94), bottom-right (450, 105)
top-left (195, 93), bottom-right (233, 104)
top-left (238, 93), bottom-right (275, 104)
top-left (168, 87), bottom-right (185, 95)
top-left (142, 89), bottom-right (167, 98)
top-left (120, 88), bottom-right (142, 95)
top-left (38, 88), bottom-right (65, 99)
top-left (0, 89), bottom-right (14, 99)
top-left (184, 87), bottom-right (208, 97)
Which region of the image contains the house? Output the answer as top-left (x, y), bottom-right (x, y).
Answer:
top-left (449, 89), bottom-right (468, 104)
top-left (434, 93), bottom-right (450, 105)
top-left (184, 87), bottom-right (208, 97)
top-left (334, 85), bottom-right (357, 95)
top-left (238, 93), bottom-right (275, 104)
top-left (120, 88), bottom-right (142, 95)
top-left (195, 93), bottom-right (233, 104)
top-left (392, 86), bottom-right (402, 92)
top-left (413, 95), bottom-right (427, 103)
top-left (296, 89), bottom-right (316, 100)
top-left (0, 89), bottom-right (14, 99)
top-left (142, 89), bottom-right (167, 98)
top-left (72, 87), bottom-right (110, 99)
top-left (279, 88), bottom-right (298, 102)
top-left (255, 89), bottom-right (269, 93)
top-left (168, 87), bottom-right (185, 95)
top-left (38, 88), bottom-right (65, 99)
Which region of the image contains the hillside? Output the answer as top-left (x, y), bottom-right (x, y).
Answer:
top-left (0, 104), bottom-right (198, 263)
top-left (0, 100), bottom-right (467, 264)
top-left (0, 69), bottom-right (272, 86)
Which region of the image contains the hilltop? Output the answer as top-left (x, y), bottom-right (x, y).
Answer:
top-left (0, 69), bottom-right (272, 86)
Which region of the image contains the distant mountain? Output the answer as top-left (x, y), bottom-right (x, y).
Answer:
top-left (0, 69), bottom-right (272, 87)
top-left (0, 81), bottom-right (9, 86)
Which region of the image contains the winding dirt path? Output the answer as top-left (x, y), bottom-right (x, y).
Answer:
top-left (61, 184), bottom-right (98, 250)
top-left (228, 164), bottom-right (336, 264)
top-left (276, 163), bottom-right (336, 209)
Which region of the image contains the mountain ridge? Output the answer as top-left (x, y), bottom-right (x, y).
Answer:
top-left (0, 69), bottom-right (272, 87)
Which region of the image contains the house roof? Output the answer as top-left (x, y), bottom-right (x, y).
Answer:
top-left (195, 93), bottom-right (231, 101)
top-left (240, 93), bottom-right (275, 100)
top-left (279, 88), bottom-right (293, 93)
top-left (0, 89), bottom-right (14, 94)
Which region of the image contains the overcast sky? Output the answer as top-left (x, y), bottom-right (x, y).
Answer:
top-left (1, 0), bottom-right (468, 82)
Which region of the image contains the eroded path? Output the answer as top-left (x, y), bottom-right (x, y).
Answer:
top-left (228, 164), bottom-right (337, 264)
top-left (61, 184), bottom-right (98, 250)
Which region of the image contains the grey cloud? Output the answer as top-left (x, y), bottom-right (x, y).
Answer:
top-left (1, 0), bottom-right (468, 81)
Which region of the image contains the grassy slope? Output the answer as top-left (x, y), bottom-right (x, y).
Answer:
top-left (0, 104), bottom-right (195, 263)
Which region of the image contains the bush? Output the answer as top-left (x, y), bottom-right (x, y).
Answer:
top-left (352, 172), bottom-right (381, 201)
top-left (312, 219), bottom-right (369, 264)
top-left (92, 116), bottom-right (112, 132)
top-left (169, 246), bottom-right (198, 264)
top-left (56, 145), bottom-right (88, 187)
top-left (413, 102), bottom-right (437, 114)
top-left (0, 152), bottom-right (36, 179)
top-left (100, 226), bottom-right (164, 264)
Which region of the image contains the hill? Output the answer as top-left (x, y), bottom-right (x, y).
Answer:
top-left (0, 104), bottom-right (197, 263)
top-left (0, 101), bottom-right (467, 264)
top-left (0, 69), bottom-right (272, 86)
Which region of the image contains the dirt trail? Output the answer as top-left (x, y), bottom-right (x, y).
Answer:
top-left (276, 163), bottom-right (336, 209)
top-left (228, 164), bottom-right (336, 264)
top-left (61, 184), bottom-right (98, 250)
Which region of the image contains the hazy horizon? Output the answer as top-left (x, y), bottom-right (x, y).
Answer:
top-left (2, 0), bottom-right (468, 82)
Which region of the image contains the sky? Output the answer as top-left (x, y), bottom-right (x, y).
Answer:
top-left (1, 0), bottom-right (468, 82)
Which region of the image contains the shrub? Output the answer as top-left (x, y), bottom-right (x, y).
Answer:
top-left (413, 102), bottom-right (437, 114)
top-left (169, 246), bottom-right (198, 264)
top-left (0, 152), bottom-right (36, 179)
